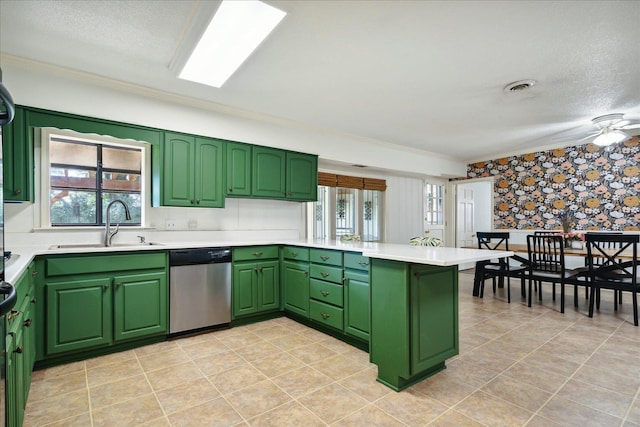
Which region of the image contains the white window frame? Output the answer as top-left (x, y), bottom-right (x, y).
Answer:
top-left (39, 128), bottom-right (149, 229)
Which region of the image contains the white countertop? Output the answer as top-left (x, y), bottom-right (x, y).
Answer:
top-left (4, 238), bottom-right (512, 285)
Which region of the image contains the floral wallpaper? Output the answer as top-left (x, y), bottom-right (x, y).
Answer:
top-left (466, 137), bottom-right (640, 231)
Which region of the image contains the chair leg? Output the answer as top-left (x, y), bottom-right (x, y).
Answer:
top-left (507, 276), bottom-right (511, 303)
top-left (520, 275), bottom-right (526, 298)
top-left (560, 283), bottom-right (565, 313)
top-left (574, 285), bottom-right (578, 308)
top-left (633, 290), bottom-right (638, 327)
top-left (528, 277), bottom-right (532, 307)
top-left (614, 290), bottom-right (618, 311)
top-left (596, 288), bottom-right (601, 310)
top-left (552, 282), bottom-right (556, 301)
top-left (588, 286), bottom-right (596, 318)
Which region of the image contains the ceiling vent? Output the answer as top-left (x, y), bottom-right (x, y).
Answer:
top-left (503, 79), bottom-right (536, 93)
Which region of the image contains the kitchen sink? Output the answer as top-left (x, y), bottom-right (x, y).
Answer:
top-left (48, 242), bottom-right (164, 250)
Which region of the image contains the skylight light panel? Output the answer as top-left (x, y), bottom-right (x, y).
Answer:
top-left (179, 0), bottom-right (286, 88)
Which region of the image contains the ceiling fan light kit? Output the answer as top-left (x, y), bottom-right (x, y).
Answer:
top-left (593, 128), bottom-right (629, 147)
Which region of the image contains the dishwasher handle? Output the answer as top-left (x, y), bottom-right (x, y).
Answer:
top-left (169, 247), bottom-right (232, 266)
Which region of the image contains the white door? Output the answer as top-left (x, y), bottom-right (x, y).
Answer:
top-left (424, 182), bottom-right (445, 241)
top-left (456, 187), bottom-right (475, 248)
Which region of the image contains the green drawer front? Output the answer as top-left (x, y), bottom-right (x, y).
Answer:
top-left (310, 264), bottom-right (343, 284)
top-left (282, 246), bottom-right (309, 262)
top-left (344, 253), bottom-right (370, 272)
top-left (310, 300), bottom-right (343, 331)
top-left (46, 252), bottom-right (166, 277)
top-left (310, 279), bottom-right (343, 307)
top-left (309, 249), bottom-right (343, 266)
top-left (233, 246), bottom-right (279, 261)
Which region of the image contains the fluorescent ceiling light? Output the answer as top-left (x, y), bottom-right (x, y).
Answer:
top-left (178, 0), bottom-right (286, 88)
top-left (593, 129), bottom-right (629, 146)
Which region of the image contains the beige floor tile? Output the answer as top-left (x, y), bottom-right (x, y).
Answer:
top-left (84, 349), bottom-right (136, 369)
top-left (138, 346), bottom-right (190, 372)
top-left (24, 389), bottom-right (89, 426)
top-left (168, 396), bottom-right (242, 426)
top-left (32, 361), bottom-right (85, 382)
top-left (480, 375), bottom-right (552, 413)
top-left (250, 351), bottom-right (304, 378)
top-left (270, 367), bottom-right (333, 398)
top-left (38, 411), bottom-right (92, 427)
top-left (234, 339), bottom-right (283, 362)
top-left (374, 387), bottom-right (448, 426)
top-left (427, 409), bottom-right (486, 427)
top-left (146, 361), bottom-right (204, 391)
top-left (297, 383), bottom-right (369, 424)
top-left (133, 339), bottom-right (180, 357)
top-left (628, 398), bottom-right (640, 425)
top-left (155, 377), bottom-right (220, 415)
top-left (502, 360), bottom-right (570, 393)
top-left (524, 414), bottom-right (569, 427)
top-left (557, 378), bottom-right (633, 419)
top-left (317, 336), bottom-right (358, 354)
top-left (288, 342), bottom-right (339, 364)
top-left (253, 324), bottom-right (292, 340)
top-left (27, 370), bottom-right (87, 402)
top-left (454, 390), bottom-right (533, 426)
top-left (89, 373), bottom-right (152, 410)
top-left (308, 353), bottom-right (369, 380)
top-left (138, 417), bottom-right (171, 427)
top-left (226, 379), bottom-right (292, 419)
top-left (192, 350), bottom-right (248, 376)
top-left (333, 404), bottom-right (405, 426)
top-left (268, 332), bottom-right (316, 351)
top-left (338, 367), bottom-right (392, 403)
top-left (217, 330), bottom-right (265, 349)
top-left (86, 358), bottom-right (143, 387)
top-left (538, 395), bottom-right (624, 427)
top-left (181, 336), bottom-right (230, 359)
top-left (92, 393), bottom-right (164, 427)
top-left (573, 365), bottom-right (640, 398)
top-left (208, 364), bottom-right (267, 395)
top-left (411, 370), bottom-right (479, 406)
top-left (248, 401), bottom-right (325, 426)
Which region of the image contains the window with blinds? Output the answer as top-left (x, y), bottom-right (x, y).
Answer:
top-left (311, 173), bottom-right (386, 241)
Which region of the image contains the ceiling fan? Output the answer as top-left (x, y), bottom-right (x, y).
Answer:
top-left (587, 113), bottom-right (640, 146)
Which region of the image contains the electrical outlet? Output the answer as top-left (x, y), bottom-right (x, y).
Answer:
top-left (165, 219), bottom-right (176, 230)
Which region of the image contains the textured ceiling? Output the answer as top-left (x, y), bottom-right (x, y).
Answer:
top-left (1, 0), bottom-right (639, 162)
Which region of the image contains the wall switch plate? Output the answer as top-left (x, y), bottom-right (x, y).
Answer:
top-left (165, 219), bottom-right (176, 230)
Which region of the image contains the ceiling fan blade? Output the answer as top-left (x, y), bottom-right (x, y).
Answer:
top-left (620, 123), bottom-right (640, 130)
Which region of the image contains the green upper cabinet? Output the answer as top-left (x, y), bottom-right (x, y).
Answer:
top-left (163, 132), bottom-right (224, 208)
top-left (226, 142), bottom-right (252, 197)
top-left (286, 152), bottom-right (317, 201)
top-left (2, 107), bottom-right (34, 202)
top-left (252, 146), bottom-right (286, 199)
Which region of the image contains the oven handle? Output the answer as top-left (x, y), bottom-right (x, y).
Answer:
top-left (0, 281), bottom-right (17, 317)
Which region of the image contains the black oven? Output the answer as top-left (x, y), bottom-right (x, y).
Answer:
top-left (0, 66), bottom-right (17, 427)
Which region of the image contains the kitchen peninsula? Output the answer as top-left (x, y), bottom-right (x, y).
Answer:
top-left (4, 238), bottom-right (511, 393)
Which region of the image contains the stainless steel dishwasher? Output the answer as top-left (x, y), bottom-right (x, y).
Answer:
top-left (169, 247), bottom-right (232, 334)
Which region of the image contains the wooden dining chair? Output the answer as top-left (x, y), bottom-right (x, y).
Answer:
top-left (526, 234), bottom-right (578, 313)
top-left (475, 232), bottom-right (526, 303)
top-left (585, 233), bottom-right (639, 326)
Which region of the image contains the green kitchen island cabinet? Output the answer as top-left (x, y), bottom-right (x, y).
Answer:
top-left (370, 259), bottom-right (458, 391)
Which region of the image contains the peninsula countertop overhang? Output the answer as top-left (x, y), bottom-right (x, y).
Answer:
top-left (4, 238), bottom-right (513, 284)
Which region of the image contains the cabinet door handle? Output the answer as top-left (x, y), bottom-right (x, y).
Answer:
top-left (15, 346), bottom-right (23, 354)
top-left (7, 310), bottom-right (20, 321)
top-left (304, 271), bottom-right (309, 277)
top-left (252, 252), bottom-right (263, 257)
top-left (320, 290), bottom-right (329, 297)
top-left (190, 199), bottom-right (195, 204)
top-left (14, 189), bottom-right (21, 195)
top-left (358, 261), bottom-right (369, 266)
top-left (320, 272), bottom-right (330, 278)
top-left (228, 187), bottom-right (233, 192)
top-left (103, 284), bottom-right (110, 290)
top-left (32, 270), bottom-right (39, 276)
top-left (321, 312), bottom-right (330, 320)
top-left (24, 318), bottom-right (32, 327)
top-left (116, 283), bottom-right (122, 289)
top-left (320, 256), bottom-right (329, 261)
top-left (258, 267), bottom-right (263, 273)
top-left (31, 298), bottom-right (37, 304)
top-left (196, 199), bottom-right (200, 204)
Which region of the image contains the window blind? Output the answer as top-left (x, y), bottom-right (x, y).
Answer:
top-left (318, 172), bottom-right (386, 191)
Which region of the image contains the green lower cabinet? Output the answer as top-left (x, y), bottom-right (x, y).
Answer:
top-left (46, 277), bottom-right (113, 355)
top-left (113, 271), bottom-right (167, 341)
top-left (370, 259), bottom-right (458, 391)
top-left (310, 300), bottom-right (343, 330)
top-left (282, 260), bottom-right (309, 316)
top-left (232, 260), bottom-right (280, 318)
top-left (344, 270), bottom-right (370, 341)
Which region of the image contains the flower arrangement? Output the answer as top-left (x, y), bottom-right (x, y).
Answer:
top-left (561, 231), bottom-right (585, 242)
top-left (557, 210), bottom-right (575, 233)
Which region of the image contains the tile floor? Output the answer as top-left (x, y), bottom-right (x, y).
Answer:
top-left (24, 270), bottom-right (640, 426)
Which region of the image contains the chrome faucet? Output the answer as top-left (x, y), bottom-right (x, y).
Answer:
top-left (104, 199), bottom-right (132, 247)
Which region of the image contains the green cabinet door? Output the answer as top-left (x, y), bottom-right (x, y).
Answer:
top-left (282, 260), bottom-right (310, 317)
top-left (252, 146), bottom-right (286, 198)
top-left (163, 132), bottom-right (194, 206)
top-left (2, 106), bottom-right (34, 202)
top-left (257, 260), bottom-right (280, 312)
top-left (286, 152), bottom-right (318, 201)
top-left (226, 142), bottom-right (251, 196)
top-left (233, 263), bottom-right (258, 317)
top-left (194, 137), bottom-right (224, 207)
top-left (7, 312), bottom-right (26, 427)
top-left (46, 277), bottom-right (113, 355)
top-left (113, 271), bottom-right (167, 341)
top-left (344, 270), bottom-right (370, 341)
top-left (410, 265), bottom-right (458, 375)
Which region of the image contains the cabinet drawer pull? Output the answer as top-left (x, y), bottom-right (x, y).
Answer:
top-left (320, 272), bottom-right (330, 278)
top-left (320, 256), bottom-right (330, 261)
top-left (304, 271), bottom-right (309, 277)
top-left (15, 346), bottom-right (23, 354)
top-left (14, 189), bottom-right (21, 195)
top-left (196, 199), bottom-right (200, 204)
top-left (116, 283), bottom-right (122, 289)
top-left (320, 290), bottom-right (330, 297)
top-left (24, 318), bottom-right (32, 327)
top-left (321, 312), bottom-right (330, 320)
top-left (252, 252), bottom-right (263, 257)
top-left (32, 270), bottom-right (39, 276)
top-left (291, 252), bottom-right (298, 257)
top-left (191, 199), bottom-right (195, 204)
top-left (7, 310), bottom-right (20, 321)
top-left (31, 298), bottom-right (37, 304)
top-left (358, 261), bottom-right (369, 266)
top-left (103, 284), bottom-right (110, 290)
